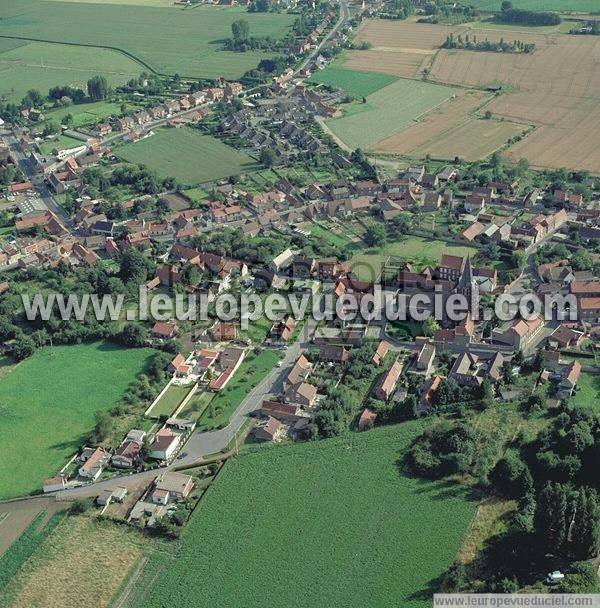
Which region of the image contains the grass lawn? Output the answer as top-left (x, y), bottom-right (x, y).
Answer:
top-left (308, 222), bottom-right (362, 251)
top-left (0, 514), bottom-right (152, 608)
top-left (0, 1), bottom-right (295, 79)
top-left (0, 342), bottom-right (155, 500)
top-left (350, 236), bottom-right (477, 281)
top-left (44, 101), bottom-right (133, 129)
top-left (326, 78), bottom-right (459, 150)
top-left (571, 372), bottom-right (600, 410)
top-left (147, 383), bottom-right (192, 419)
top-left (116, 128), bottom-right (256, 185)
top-left (37, 134), bottom-right (84, 156)
top-left (197, 349), bottom-right (279, 431)
top-left (132, 421), bottom-right (477, 608)
top-left (309, 67), bottom-right (398, 98)
top-left (178, 390), bottom-right (214, 422)
top-left (0, 41), bottom-right (141, 103)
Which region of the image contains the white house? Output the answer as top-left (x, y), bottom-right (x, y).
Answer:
top-left (149, 428), bottom-right (181, 461)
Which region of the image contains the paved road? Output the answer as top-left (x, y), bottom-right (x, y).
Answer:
top-left (180, 311), bottom-right (320, 462)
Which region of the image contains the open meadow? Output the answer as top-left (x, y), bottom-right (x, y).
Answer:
top-left (0, 342), bottom-right (155, 500)
top-left (116, 128), bottom-right (256, 185)
top-left (0, 41), bottom-right (141, 103)
top-left (308, 66), bottom-right (398, 98)
top-left (326, 78), bottom-right (459, 150)
top-left (0, 0), bottom-right (295, 79)
top-left (123, 422), bottom-right (476, 608)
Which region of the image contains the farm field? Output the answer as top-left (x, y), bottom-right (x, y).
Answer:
top-left (428, 31), bottom-right (600, 171)
top-left (309, 66), bottom-right (398, 98)
top-left (147, 383), bottom-right (192, 419)
top-left (350, 236), bottom-right (477, 280)
top-left (459, 0), bottom-right (600, 11)
top-left (326, 78), bottom-right (459, 150)
top-left (126, 422), bottom-right (476, 608)
top-left (196, 350), bottom-right (279, 432)
top-left (407, 117), bottom-right (528, 161)
top-left (0, 0), bottom-right (295, 79)
top-left (0, 514), bottom-right (152, 608)
top-left (116, 128), bottom-right (256, 185)
top-left (0, 41), bottom-right (142, 103)
top-left (0, 342), bottom-right (155, 500)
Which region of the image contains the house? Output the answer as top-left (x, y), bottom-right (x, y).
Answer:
top-left (152, 471), bottom-right (194, 502)
top-left (78, 447), bottom-right (109, 480)
top-left (286, 381), bottom-right (317, 407)
top-left (151, 321), bottom-right (178, 339)
top-left (374, 360), bottom-right (403, 401)
top-left (260, 399), bottom-right (302, 421)
top-left (372, 340), bottom-right (389, 366)
top-left (558, 360), bottom-right (582, 397)
top-left (493, 317), bottom-right (544, 350)
top-left (449, 352), bottom-right (484, 387)
top-left (357, 407), bottom-right (377, 431)
top-left (414, 342), bottom-right (435, 375)
top-left (437, 255), bottom-right (465, 282)
top-left (111, 440), bottom-right (141, 469)
top-left (271, 248), bottom-right (295, 272)
top-left (210, 321), bottom-right (237, 341)
top-left (548, 325), bottom-right (584, 349)
top-left (419, 374), bottom-right (443, 410)
top-left (284, 354), bottom-right (311, 390)
top-left (254, 416), bottom-right (283, 441)
top-left (318, 345), bottom-right (349, 363)
top-left (43, 476), bottom-right (66, 493)
top-left (149, 428), bottom-right (181, 461)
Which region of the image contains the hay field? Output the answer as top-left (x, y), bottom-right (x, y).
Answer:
top-left (428, 31), bottom-right (600, 171)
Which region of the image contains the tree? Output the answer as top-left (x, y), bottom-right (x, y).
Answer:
top-left (421, 316), bottom-right (440, 338)
top-left (12, 336), bottom-right (36, 361)
top-left (557, 562), bottom-right (600, 593)
top-left (364, 223), bottom-right (387, 247)
top-left (501, 1), bottom-right (513, 11)
top-left (91, 410), bottom-right (114, 443)
top-left (231, 19), bottom-right (250, 44)
top-left (571, 487), bottom-right (600, 559)
top-left (534, 481), bottom-right (570, 552)
top-left (116, 324), bottom-right (149, 347)
top-left (490, 450), bottom-right (533, 498)
top-left (120, 248), bottom-right (153, 287)
top-left (259, 147), bottom-right (277, 168)
top-left (87, 75), bottom-right (109, 101)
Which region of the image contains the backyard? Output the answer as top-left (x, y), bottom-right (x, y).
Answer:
top-left (146, 383), bottom-right (192, 419)
top-left (116, 128), bottom-right (256, 185)
top-left (126, 421), bottom-right (477, 608)
top-left (0, 342), bottom-right (155, 500)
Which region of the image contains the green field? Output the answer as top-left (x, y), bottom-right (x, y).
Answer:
top-left (459, 0), bottom-right (600, 11)
top-left (326, 78), bottom-right (459, 150)
top-left (0, 1), bottom-right (295, 79)
top-left (37, 134), bottom-right (84, 156)
top-left (0, 342), bottom-right (155, 500)
top-left (571, 371), bottom-right (600, 410)
top-left (197, 349), bottom-right (279, 431)
top-left (350, 236), bottom-right (477, 281)
top-left (132, 422), bottom-right (476, 608)
top-left (309, 67), bottom-right (398, 98)
top-left (116, 128), bottom-right (256, 185)
top-left (147, 383), bottom-right (192, 419)
top-left (45, 100), bottom-right (133, 129)
top-left (0, 41), bottom-right (142, 103)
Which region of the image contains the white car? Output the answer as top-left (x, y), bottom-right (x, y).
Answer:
top-left (545, 571), bottom-right (564, 585)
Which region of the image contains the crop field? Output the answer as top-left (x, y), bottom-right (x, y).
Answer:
top-left (0, 342), bottom-right (155, 500)
top-left (309, 66), bottom-right (398, 98)
top-left (408, 117), bottom-right (528, 161)
top-left (459, 0), bottom-right (600, 11)
top-left (116, 128), bottom-right (256, 185)
top-left (0, 514), bottom-right (151, 608)
top-left (126, 422), bottom-right (476, 608)
top-left (326, 78), bottom-right (458, 150)
top-left (350, 236), bottom-right (477, 280)
top-left (0, 0), bottom-right (295, 79)
top-left (428, 31), bottom-right (600, 171)
top-left (0, 41), bottom-right (141, 103)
